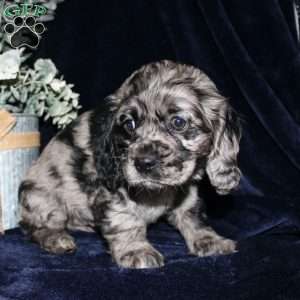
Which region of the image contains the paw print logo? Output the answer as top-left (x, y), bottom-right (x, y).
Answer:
top-left (4, 16), bottom-right (45, 49)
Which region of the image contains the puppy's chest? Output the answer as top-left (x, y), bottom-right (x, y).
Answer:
top-left (133, 191), bottom-right (175, 224)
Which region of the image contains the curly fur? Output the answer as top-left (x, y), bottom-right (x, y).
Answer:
top-left (19, 60), bottom-right (241, 268)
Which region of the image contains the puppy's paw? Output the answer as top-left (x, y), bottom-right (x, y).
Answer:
top-left (190, 232), bottom-right (237, 257)
top-left (42, 232), bottom-right (77, 254)
top-left (118, 247), bottom-right (164, 269)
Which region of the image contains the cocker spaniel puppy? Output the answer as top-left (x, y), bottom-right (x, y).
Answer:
top-left (19, 60), bottom-right (241, 268)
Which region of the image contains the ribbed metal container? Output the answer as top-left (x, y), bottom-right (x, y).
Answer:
top-left (0, 114), bottom-right (39, 231)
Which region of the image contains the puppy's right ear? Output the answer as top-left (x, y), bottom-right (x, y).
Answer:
top-left (90, 96), bottom-right (121, 191)
top-left (205, 105), bottom-right (241, 195)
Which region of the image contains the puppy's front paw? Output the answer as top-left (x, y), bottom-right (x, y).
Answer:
top-left (42, 232), bottom-right (77, 254)
top-left (190, 232), bottom-right (236, 257)
top-left (118, 247), bottom-right (164, 269)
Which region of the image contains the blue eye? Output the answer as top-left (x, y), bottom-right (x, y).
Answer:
top-left (124, 119), bottom-right (136, 132)
top-left (171, 116), bottom-right (187, 131)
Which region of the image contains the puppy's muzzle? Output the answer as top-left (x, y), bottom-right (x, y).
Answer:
top-left (134, 141), bottom-right (171, 174)
top-left (135, 155), bottom-right (158, 172)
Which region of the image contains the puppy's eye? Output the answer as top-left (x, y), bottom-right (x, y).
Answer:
top-left (123, 119), bottom-right (136, 133)
top-left (170, 116), bottom-right (187, 131)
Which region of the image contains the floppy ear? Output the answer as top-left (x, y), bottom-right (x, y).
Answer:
top-left (205, 103), bottom-right (241, 195)
top-left (90, 96), bottom-right (122, 192)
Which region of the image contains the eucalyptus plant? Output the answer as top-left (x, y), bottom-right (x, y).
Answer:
top-left (0, 50), bottom-right (81, 128)
top-left (0, 0), bottom-right (81, 129)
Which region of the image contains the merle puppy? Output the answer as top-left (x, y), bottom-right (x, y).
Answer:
top-left (19, 60), bottom-right (241, 268)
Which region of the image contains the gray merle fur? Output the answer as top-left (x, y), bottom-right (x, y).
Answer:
top-left (19, 60), bottom-right (241, 268)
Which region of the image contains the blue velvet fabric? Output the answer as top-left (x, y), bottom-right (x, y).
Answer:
top-left (1, 1), bottom-right (300, 299)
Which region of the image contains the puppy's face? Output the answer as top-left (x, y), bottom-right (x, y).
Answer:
top-left (113, 90), bottom-right (212, 189)
top-left (105, 61), bottom-right (240, 193)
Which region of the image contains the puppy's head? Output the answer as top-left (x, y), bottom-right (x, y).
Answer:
top-left (103, 61), bottom-right (241, 194)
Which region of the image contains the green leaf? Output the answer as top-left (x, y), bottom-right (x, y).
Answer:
top-left (50, 79), bottom-right (66, 93)
top-left (0, 48), bottom-right (81, 128)
top-left (48, 100), bottom-right (71, 117)
top-left (0, 91), bottom-right (12, 103)
top-left (36, 102), bottom-right (45, 117)
top-left (10, 87), bottom-right (20, 100)
top-left (24, 104), bottom-right (36, 114)
top-left (44, 113), bottom-right (51, 121)
top-left (0, 49), bottom-right (21, 80)
top-left (8, 97), bottom-right (16, 103)
top-left (71, 96), bottom-right (80, 108)
top-left (34, 59), bottom-right (57, 84)
top-left (67, 111), bottom-right (78, 120)
top-left (20, 88), bottom-right (28, 103)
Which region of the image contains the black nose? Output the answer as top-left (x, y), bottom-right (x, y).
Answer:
top-left (135, 156), bottom-right (158, 172)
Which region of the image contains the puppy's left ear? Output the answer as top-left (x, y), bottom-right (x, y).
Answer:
top-left (205, 104), bottom-right (242, 195)
top-left (90, 96), bottom-right (122, 192)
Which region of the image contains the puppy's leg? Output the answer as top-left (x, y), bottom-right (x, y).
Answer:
top-left (108, 227), bottom-right (164, 269)
top-left (19, 181), bottom-right (76, 254)
top-left (93, 196), bottom-right (164, 269)
top-left (31, 228), bottom-right (76, 254)
top-left (168, 185), bottom-right (236, 257)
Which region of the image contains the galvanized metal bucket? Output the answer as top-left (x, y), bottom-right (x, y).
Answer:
top-left (0, 114), bottom-right (40, 232)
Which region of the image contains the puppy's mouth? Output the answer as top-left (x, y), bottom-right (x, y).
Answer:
top-left (123, 156), bottom-right (197, 189)
top-left (126, 179), bottom-right (173, 190)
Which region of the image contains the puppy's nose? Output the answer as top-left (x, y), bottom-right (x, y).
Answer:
top-left (135, 156), bottom-right (158, 172)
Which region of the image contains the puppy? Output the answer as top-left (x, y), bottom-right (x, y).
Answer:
top-left (19, 60), bottom-right (241, 268)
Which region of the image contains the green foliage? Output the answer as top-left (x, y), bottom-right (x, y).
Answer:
top-left (0, 1), bottom-right (81, 129)
top-left (0, 50), bottom-right (81, 128)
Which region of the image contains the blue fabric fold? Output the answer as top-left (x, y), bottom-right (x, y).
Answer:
top-left (1, 0), bottom-right (300, 299)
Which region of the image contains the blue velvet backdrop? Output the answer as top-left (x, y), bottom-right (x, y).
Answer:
top-left (1, 1), bottom-right (300, 299)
